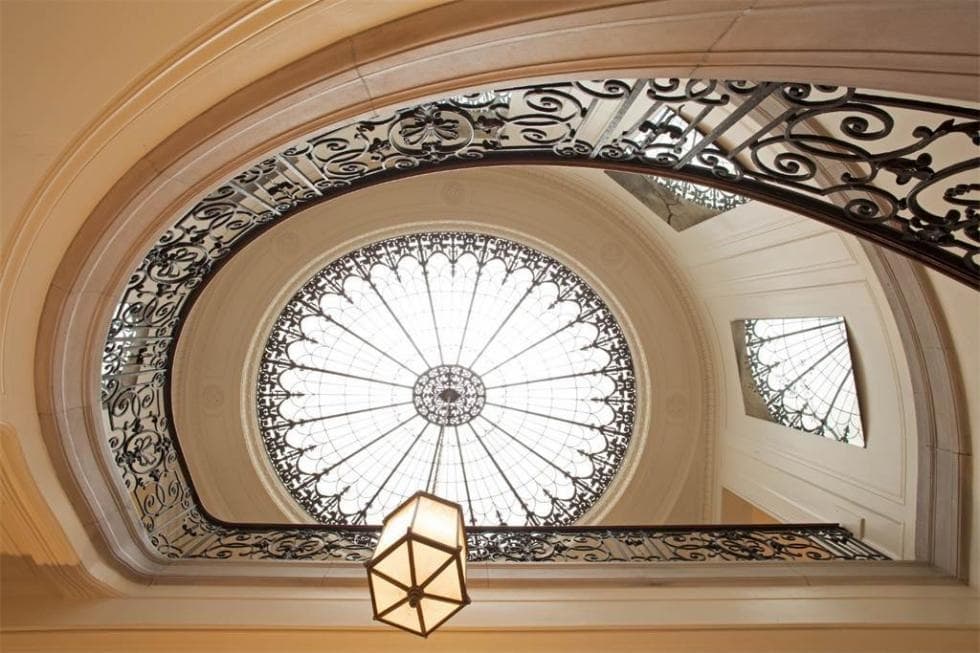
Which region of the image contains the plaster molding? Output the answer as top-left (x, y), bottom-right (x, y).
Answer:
top-left (0, 424), bottom-right (119, 599)
top-left (861, 245), bottom-right (972, 579)
top-left (2, 562), bottom-right (977, 636)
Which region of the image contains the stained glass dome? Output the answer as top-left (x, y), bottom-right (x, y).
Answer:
top-left (256, 232), bottom-right (636, 526)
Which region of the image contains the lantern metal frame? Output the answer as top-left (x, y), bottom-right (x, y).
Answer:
top-left (365, 492), bottom-right (471, 637)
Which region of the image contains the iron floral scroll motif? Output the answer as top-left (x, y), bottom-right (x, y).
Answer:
top-left (465, 525), bottom-right (887, 563)
top-left (656, 176), bottom-right (749, 213)
top-left (101, 78), bottom-right (973, 562)
top-left (181, 524), bottom-right (886, 563)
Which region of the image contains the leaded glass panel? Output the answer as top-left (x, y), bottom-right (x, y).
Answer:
top-left (257, 232), bottom-right (637, 525)
top-left (733, 317), bottom-right (865, 447)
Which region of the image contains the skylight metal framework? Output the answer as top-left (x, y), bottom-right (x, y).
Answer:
top-left (257, 232), bottom-right (635, 526)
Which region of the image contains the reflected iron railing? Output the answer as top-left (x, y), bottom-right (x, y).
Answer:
top-left (467, 523), bottom-right (886, 562)
top-left (186, 522), bottom-right (886, 563)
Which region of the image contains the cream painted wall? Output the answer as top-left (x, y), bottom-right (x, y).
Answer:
top-left (1, 0), bottom-right (242, 241)
top-left (3, 626), bottom-right (980, 653)
top-left (698, 209), bottom-right (918, 560)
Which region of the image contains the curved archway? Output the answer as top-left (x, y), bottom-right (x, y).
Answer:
top-left (39, 76), bottom-right (971, 572)
top-left (21, 0), bottom-right (972, 580)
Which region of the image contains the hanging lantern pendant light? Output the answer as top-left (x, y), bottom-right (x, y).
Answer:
top-left (366, 491), bottom-right (470, 637)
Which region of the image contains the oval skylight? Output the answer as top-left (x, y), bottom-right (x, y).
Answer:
top-left (256, 232), bottom-right (636, 526)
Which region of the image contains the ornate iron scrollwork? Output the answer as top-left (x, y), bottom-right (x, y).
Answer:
top-left (100, 78), bottom-right (973, 562)
top-left (465, 525), bottom-right (887, 563)
top-left (182, 524), bottom-right (885, 563)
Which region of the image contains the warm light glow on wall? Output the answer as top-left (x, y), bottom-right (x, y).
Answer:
top-left (365, 492), bottom-right (470, 636)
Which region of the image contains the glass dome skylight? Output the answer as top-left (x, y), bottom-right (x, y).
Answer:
top-left (742, 317), bottom-right (865, 447)
top-left (256, 232), bottom-right (636, 526)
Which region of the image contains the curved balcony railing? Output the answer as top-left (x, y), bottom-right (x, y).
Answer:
top-left (101, 77), bottom-right (972, 566)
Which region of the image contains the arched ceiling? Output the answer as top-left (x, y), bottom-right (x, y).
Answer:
top-left (50, 66), bottom-right (970, 567)
top-left (2, 0), bottom-right (975, 600)
top-left (0, 0), bottom-right (452, 253)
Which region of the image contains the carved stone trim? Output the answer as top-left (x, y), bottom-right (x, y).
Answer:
top-left (862, 245), bottom-right (971, 578)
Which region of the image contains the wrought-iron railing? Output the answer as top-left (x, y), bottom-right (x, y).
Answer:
top-left (183, 522), bottom-right (885, 563)
top-left (99, 78), bottom-right (973, 565)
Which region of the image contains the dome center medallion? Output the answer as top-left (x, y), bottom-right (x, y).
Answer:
top-left (413, 365), bottom-right (486, 426)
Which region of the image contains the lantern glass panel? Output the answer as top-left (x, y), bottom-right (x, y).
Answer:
top-left (411, 540), bottom-right (453, 585)
top-left (412, 495), bottom-right (462, 547)
top-left (424, 559), bottom-right (465, 602)
top-left (374, 500), bottom-right (416, 553)
top-left (420, 598), bottom-right (460, 632)
top-left (372, 540), bottom-right (411, 586)
top-left (369, 572), bottom-right (405, 614)
top-left (383, 602), bottom-right (422, 632)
